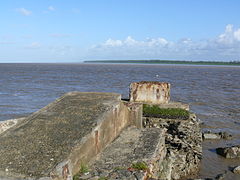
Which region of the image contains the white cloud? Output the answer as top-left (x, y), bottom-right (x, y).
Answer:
top-left (234, 29), bottom-right (240, 41)
top-left (88, 24), bottom-right (240, 61)
top-left (48, 6), bottom-right (55, 11)
top-left (103, 39), bottom-right (123, 47)
top-left (217, 24), bottom-right (240, 44)
top-left (17, 8), bottom-right (32, 16)
top-left (25, 42), bottom-right (41, 49)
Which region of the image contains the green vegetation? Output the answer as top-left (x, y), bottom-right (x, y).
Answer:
top-left (79, 164), bottom-right (89, 174)
top-left (131, 162), bottom-right (148, 171)
top-left (84, 60), bottom-right (240, 66)
top-left (143, 104), bottom-right (190, 120)
top-left (73, 164), bottom-right (89, 180)
top-left (114, 166), bottom-right (126, 170)
top-left (73, 174), bottom-right (80, 180)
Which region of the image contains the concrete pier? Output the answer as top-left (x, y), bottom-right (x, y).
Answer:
top-left (0, 81), bottom-right (201, 180)
top-left (0, 92), bottom-right (141, 180)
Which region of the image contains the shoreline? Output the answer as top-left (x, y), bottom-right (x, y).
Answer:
top-left (84, 60), bottom-right (240, 66)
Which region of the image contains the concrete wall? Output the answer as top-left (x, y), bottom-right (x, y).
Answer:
top-left (130, 81), bottom-right (170, 104)
top-left (51, 99), bottom-right (142, 179)
top-left (0, 92), bottom-right (143, 180)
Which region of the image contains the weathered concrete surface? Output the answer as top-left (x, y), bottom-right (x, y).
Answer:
top-left (123, 101), bottom-right (143, 128)
top-left (143, 113), bottom-right (202, 180)
top-left (81, 127), bottom-right (166, 180)
top-left (130, 81), bottom-right (170, 104)
top-left (0, 118), bottom-right (24, 135)
top-left (216, 145), bottom-right (240, 158)
top-left (0, 92), bottom-right (141, 180)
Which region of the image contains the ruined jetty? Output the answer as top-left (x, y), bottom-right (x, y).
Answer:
top-left (0, 81), bottom-right (202, 180)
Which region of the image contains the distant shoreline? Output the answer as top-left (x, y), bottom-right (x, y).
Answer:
top-left (84, 60), bottom-right (240, 66)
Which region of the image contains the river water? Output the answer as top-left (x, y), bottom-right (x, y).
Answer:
top-left (0, 63), bottom-right (239, 179)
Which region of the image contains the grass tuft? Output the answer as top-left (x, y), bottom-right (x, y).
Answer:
top-left (143, 104), bottom-right (189, 120)
top-left (131, 162), bottom-right (148, 171)
top-left (73, 164), bottom-right (89, 180)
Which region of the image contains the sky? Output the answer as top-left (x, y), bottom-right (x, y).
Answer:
top-left (0, 0), bottom-right (240, 63)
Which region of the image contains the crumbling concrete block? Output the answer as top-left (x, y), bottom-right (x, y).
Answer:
top-left (143, 113), bottom-right (202, 180)
top-left (130, 81), bottom-right (170, 104)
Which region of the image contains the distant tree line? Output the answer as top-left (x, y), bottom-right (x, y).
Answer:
top-left (84, 60), bottom-right (240, 66)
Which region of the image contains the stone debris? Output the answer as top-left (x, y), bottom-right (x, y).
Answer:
top-left (233, 166), bottom-right (240, 174)
top-left (143, 113), bottom-right (202, 180)
top-left (202, 131), bottom-right (232, 140)
top-left (216, 145), bottom-right (240, 158)
top-left (214, 171), bottom-right (227, 180)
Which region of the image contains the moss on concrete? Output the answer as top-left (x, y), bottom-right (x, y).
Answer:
top-left (143, 104), bottom-right (190, 120)
top-left (131, 162), bottom-right (148, 171)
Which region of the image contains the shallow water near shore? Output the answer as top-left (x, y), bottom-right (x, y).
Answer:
top-left (0, 63), bottom-right (239, 179)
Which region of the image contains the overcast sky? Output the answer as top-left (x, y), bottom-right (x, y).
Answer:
top-left (1, 0), bottom-right (240, 62)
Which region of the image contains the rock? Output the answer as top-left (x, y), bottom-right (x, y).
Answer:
top-left (216, 145), bottom-right (240, 158)
top-left (202, 132), bottom-right (221, 140)
top-left (233, 166), bottom-right (240, 174)
top-left (215, 171), bottom-right (227, 180)
top-left (148, 113), bottom-right (202, 180)
top-left (219, 132), bottom-right (232, 139)
top-left (202, 131), bottom-right (232, 140)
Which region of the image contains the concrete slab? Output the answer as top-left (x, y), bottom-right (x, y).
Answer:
top-left (0, 92), bottom-right (138, 180)
top-left (85, 127), bottom-right (166, 180)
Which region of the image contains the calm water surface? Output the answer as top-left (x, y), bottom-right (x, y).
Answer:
top-left (0, 63), bottom-right (239, 179)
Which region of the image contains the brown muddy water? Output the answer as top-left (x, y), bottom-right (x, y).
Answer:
top-left (0, 63), bottom-right (239, 179)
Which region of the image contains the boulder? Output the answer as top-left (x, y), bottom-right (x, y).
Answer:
top-left (216, 145), bottom-right (240, 158)
top-left (202, 132), bottom-right (221, 140)
top-left (215, 171), bottom-right (227, 180)
top-left (202, 131), bottom-right (232, 140)
top-left (233, 166), bottom-right (240, 174)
